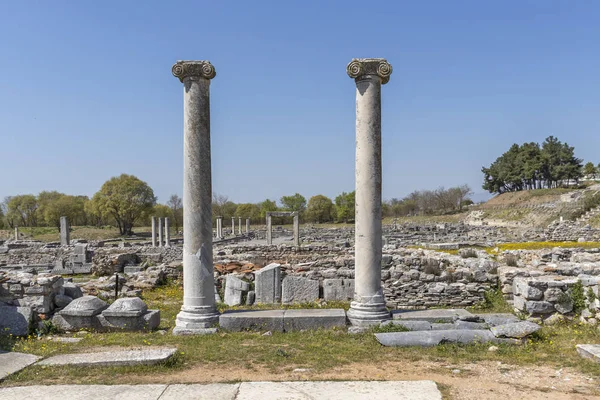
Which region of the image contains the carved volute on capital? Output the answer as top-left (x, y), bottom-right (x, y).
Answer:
top-left (347, 58), bottom-right (392, 84)
top-left (172, 60), bottom-right (216, 82)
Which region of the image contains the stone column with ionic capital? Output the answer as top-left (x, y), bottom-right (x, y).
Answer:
top-left (346, 58), bottom-right (393, 326)
top-left (172, 60), bottom-right (219, 334)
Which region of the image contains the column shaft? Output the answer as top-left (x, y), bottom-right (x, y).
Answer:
top-left (346, 58), bottom-right (392, 326)
top-left (151, 217), bottom-right (157, 247)
top-left (158, 217), bottom-right (163, 247)
top-left (165, 217), bottom-right (171, 247)
top-left (172, 60), bottom-right (219, 334)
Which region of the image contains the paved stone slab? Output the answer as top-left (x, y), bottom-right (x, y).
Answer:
top-left (159, 384), bottom-right (240, 399)
top-left (219, 310), bottom-right (285, 332)
top-left (376, 330), bottom-right (496, 347)
top-left (0, 351), bottom-right (40, 380)
top-left (0, 384), bottom-right (166, 399)
top-left (392, 309), bottom-right (474, 323)
top-left (236, 381), bottom-right (441, 400)
top-left (0, 381), bottom-right (441, 399)
top-left (37, 348), bottom-right (177, 367)
top-left (283, 309), bottom-right (347, 331)
top-left (576, 344), bottom-right (600, 363)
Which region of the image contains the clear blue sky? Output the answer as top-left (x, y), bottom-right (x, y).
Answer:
top-left (1, 1), bottom-right (599, 205)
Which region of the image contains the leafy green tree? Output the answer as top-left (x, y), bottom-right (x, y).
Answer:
top-left (235, 203), bottom-right (261, 223)
top-left (43, 194), bottom-right (87, 228)
top-left (7, 195), bottom-right (38, 227)
top-left (166, 194), bottom-right (183, 232)
top-left (306, 195), bottom-right (334, 223)
top-left (280, 193), bottom-right (307, 214)
top-left (335, 191), bottom-right (355, 223)
top-left (259, 199), bottom-right (278, 219)
top-left (91, 174), bottom-right (156, 235)
top-left (584, 162), bottom-right (597, 179)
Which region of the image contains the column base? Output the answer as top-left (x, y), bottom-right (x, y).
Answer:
top-left (347, 298), bottom-right (391, 327)
top-left (173, 305), bottom-right (220, 335)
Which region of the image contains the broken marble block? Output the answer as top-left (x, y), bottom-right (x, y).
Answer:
top-left (0, 306), bottom-right (32, 336)
top-left (52, 296), bottom-right (108, 331)
top-left (224, 275), bottom-right (250, 306)
top-left (254, 263), bottom-right (281, 304)
top-left (323, 279), bottom-right (354, 301)
top-left (282, 276), bottom-right (319, 304)
top-left (99, 297), bottom-right (160, 331)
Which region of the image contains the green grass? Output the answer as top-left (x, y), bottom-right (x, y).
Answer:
top-left (1, 282), bottom-right (600, 386)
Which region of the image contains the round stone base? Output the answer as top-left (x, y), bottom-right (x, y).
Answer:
top-left (347, 301), bottom-right (391, 327)
top-left (173, 305), bottom-right (219, 334)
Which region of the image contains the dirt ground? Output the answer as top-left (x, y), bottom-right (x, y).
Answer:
top-left (80, 359), bottom-right (599, 400)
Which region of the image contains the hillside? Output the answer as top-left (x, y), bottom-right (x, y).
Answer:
top-left (466, 185), bottom-right (600, 228)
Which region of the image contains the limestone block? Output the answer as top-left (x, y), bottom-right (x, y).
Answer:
top-left (282, 276), bottom-right (319, 304)
top-left (15, 295), bottom-right (53, 314)
top-left (219, 310), bottom-right (285, 332)
top-left (323, 279), bottom-right (354, 301)
top-left (254, 263), bottom-right (281, 304)
top-left (246, 291), bottom-right (255, 306)
top-left (0, 306), bottom-right (32, 336)
top-left (376, 330), bottom-right (496, 347)
top-left (53, 296), bottom-right (108, 331)
top-left (525, 301), bottom-right (555, 314)
top-left (224, 275), bottom-right (249, 306)
top-left (54, 294), bottom-right (73, 308)
top-left (490, 321), bottom-right (540, 338)
top-left (283, 309), bottom-right (347, 331)
top-left (63, 282), bottom-right (83, 299)
top-left (544, 288), bottom-right (564, 302)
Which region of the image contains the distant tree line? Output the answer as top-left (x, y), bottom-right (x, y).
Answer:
top-left (482, 136), bottom-right (598, 194)
top-left (0, 174), bottom-right (474, 233)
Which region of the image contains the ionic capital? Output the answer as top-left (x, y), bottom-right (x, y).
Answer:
top-left (347, 58), bottom-right (392, 84)
top-left (172, 60), bottom-right (216, 82)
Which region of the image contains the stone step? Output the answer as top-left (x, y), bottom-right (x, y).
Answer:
top-left (0, 351), bottom-right (41, 380)
top-left (219, 309), bottom-right (347, 332)
top-left (37, 348), bottom-right (177, 367)
top-left (0, 381), bottom-right (442, 400)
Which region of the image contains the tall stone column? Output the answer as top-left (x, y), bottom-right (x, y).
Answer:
top-left (158, 217), bottom-right (163, 247)
top-left (165, 217), bottom-right (171, 247)
top-left (292, 213), bottom-right (300, 247)
top-left (231, 217), bottom-right (235, 236)
top-left (238, 217), bottom-right (242, 235)
top-left (151, 216), bottom-right (157, 247)
top-left (216, 216), bottom-right (223, 239)
top-left (246, 218), bottom-right (250, 234)
top-left (60, 216), bottom-right (70, 246)
top-left (346, 58), bottom-right (392, 326)
top-left (14, 226), bottom-right (18, 241)
top-left (266, 213), bottom-right (272, 245)
top-left (172, 60), bottom-right (219, 334)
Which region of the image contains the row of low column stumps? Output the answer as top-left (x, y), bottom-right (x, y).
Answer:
top-left (150, 216), bottom-right (171, 247)
top-left (171, 58), bottom-right (393, 334)
top-left (215, 216), bottom-right (251, 239)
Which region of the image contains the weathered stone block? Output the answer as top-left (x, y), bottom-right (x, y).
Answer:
top-left (281, 276), bottom-right (319, 304)
top-left (323, 279), bottom-right (354, 301)
top-left (376, 330), bottom-right (496, 347)
top-left (224, 275), bottom-right (249, 306)
top-left (0, 306), bottom-right (32, 336)
top-left (283, 309), bottom-right (346, 331)
top-left (525, 301), bottom-right (555, 314)
top-left (219, 310), bottom-right (285, 332)
top-left (254, 263), bottom-right (281, 304)
top-left (491, 321), bottom-right (540, 338)
top-left (53, 296), bottom-right (108, 331)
